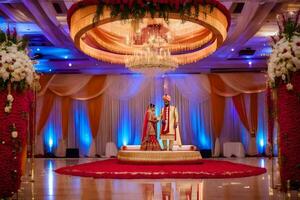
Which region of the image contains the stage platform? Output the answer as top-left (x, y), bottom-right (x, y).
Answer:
top-left (118, 145), bottom-right (202, 164)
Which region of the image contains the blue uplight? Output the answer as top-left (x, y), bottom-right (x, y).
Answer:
top-left (73, 101), bottom-right (93, 156)
top-left (44, 120), bottom-right (57, 153)
top-left (190, 104), bottom-right (211, 149)
top-left (117, 106), bottom-right (131, 148)
top-left (48, 138), bottom-right (53, 150)
top-left (259, 139), bottom-right (264, 148)
top-left (256, 94), bottom-right (267, 154)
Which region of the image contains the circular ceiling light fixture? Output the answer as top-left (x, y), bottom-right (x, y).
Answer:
top-left (67, 0), bottom-right (230, 73)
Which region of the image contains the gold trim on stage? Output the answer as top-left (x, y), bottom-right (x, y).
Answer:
top-left (117, 150), bottom-right (202, 163)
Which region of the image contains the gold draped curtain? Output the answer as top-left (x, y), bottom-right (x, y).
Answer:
top-left (37, 75), bottom-right (107, 139)
top-left (207, 73), bottom-right (266, 138)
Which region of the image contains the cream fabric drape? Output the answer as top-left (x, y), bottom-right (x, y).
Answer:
top-left (170, 74), bottom-right (211, 103)
top-left (36, 73), bottom-right (268, 157)
top-left (219, 73), bottom-right (266, 94)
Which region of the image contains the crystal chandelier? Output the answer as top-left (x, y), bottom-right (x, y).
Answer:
top-left (125, 34), bottom-right (178, 75)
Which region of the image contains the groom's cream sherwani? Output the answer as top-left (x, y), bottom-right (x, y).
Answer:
top-left (159, 105), bottom-right (182, 146)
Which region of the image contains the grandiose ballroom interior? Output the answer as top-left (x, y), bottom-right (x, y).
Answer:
top-left (0, 0), bottom-right (300, 200)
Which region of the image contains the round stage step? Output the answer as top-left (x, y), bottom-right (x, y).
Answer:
top-left (117, 150), bottom-right (202, 164)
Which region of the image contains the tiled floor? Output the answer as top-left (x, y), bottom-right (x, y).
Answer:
top-left (16, 157), bottom-right (298, 200)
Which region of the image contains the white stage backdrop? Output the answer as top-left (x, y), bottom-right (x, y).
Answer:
top-left (35, 75), bottom-right (267, 157)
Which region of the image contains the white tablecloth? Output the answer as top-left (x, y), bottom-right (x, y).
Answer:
top-left (223, 142), bottom-right (245, 158)
top-left (105, 142), bottom-right (118, 157)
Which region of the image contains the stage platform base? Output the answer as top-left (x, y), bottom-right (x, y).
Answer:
top-left (118, 145), bottom-right (202, 164)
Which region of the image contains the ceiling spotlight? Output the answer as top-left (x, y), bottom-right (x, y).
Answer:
top-left (68, 63), bottom-right (72, 67)
top-left (49, 69), bottom-right (52, 72)
top-left (37, 48), bottom-right (40, 51)
top-left (64, 55), bottom-right (68, 59)
top-left (231, 48), bottom-right (234, 52)
top-left (248, 61), bottom-right (252, 66)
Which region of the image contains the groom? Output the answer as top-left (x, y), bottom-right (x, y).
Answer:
top-left (159, 94), bottom-right (182, 151)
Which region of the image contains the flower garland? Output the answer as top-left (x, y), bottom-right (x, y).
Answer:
top-left (93, 0), bottom-right (217, 23)
top-left (0, 28), bottom-right (39, 113)
top-left (268, 11), bottom-right (300, 91)
top-left (66, 0), bottom-right (230, 25)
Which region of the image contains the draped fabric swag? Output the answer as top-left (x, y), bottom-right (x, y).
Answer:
top-left (35, 73), bottom-right (267, 157)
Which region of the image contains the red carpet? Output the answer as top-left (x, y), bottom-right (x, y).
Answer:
top-left (55, 159), bottom-right (266, 179)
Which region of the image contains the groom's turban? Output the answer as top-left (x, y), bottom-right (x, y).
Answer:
top-left (163, 94), bottom-right (171, 102)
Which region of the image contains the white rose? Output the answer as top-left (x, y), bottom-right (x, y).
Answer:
top-left (286, 83), bottom-right (293, 91)
top-left (0, 70), bottom-right (9, 80)
top-left (7, 94), bottom-right (14, 102)
top-left (286, 62), bottom-right (294, 70)
top-left (4, 106), bottom-right (10, 113)
top-left (11, 131), bottom-right (18, 138)
top-left (5, 56), bottom-right (12, 63)
top-left (282, 74), bottom-right (286, 80)
top-left (281, 52), bottom-right (292, 60)
top-left (275, 70), bottom-right (282, 77)
top-left (8, 64), bottom-right (15, 71)
top-left (281, 67), bottom-right (288, 74)
top-left (292, 57), bottom-right (300, 69)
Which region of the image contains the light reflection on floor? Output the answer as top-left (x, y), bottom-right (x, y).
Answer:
top-left (17, 157), bottom-right (295, 200)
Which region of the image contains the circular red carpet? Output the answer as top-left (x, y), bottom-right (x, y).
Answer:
top-left (55, 159), bottom-right (266, 179)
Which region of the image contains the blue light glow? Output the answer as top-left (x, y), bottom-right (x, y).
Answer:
top-left (0, 22), bottom-right (42, 35)
top-left (256, 94), bottom-right (267, 154)
top-left (28, 47), bottom-right (76, 64)
top-left (117, 104), bottom-right (131, 148)
top-left (190, 104), bottom-right (211, 149)
top-left (48, 138), bottom-right (53, 151)
top-left (44, 120), bottom-right (57, 153)
top-left (73, 101), bottom-right (93, 156)
top-left (259, 139), bottom-right (264, 148)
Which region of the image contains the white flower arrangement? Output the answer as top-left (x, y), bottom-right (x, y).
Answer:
top-left (4, 94), bottom-right (14, 113)
top-left (11, 130), bottom-right (18, 138)
top-left (268, 11), bottom-right (300, 90)
top-left (0, 28), bottom-right (39, 113)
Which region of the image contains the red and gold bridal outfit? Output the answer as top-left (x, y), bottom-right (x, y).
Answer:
top-left (140, 110), bottom-right (161, 151)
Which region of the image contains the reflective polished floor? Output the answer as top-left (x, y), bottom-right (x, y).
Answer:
top-left (17, 157), bottom-right (298, 200)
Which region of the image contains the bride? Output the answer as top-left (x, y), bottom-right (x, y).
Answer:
top-left (140, 104), bottom-right (161, 151)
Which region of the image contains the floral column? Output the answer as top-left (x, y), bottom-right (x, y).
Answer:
top-left (0, 28), bottom-right (39, 198)
top-left (267, 11), bottom-right (300, 191)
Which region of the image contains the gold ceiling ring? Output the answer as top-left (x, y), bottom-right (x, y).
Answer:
top-left (69, 6), bottom-right (229, 65)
